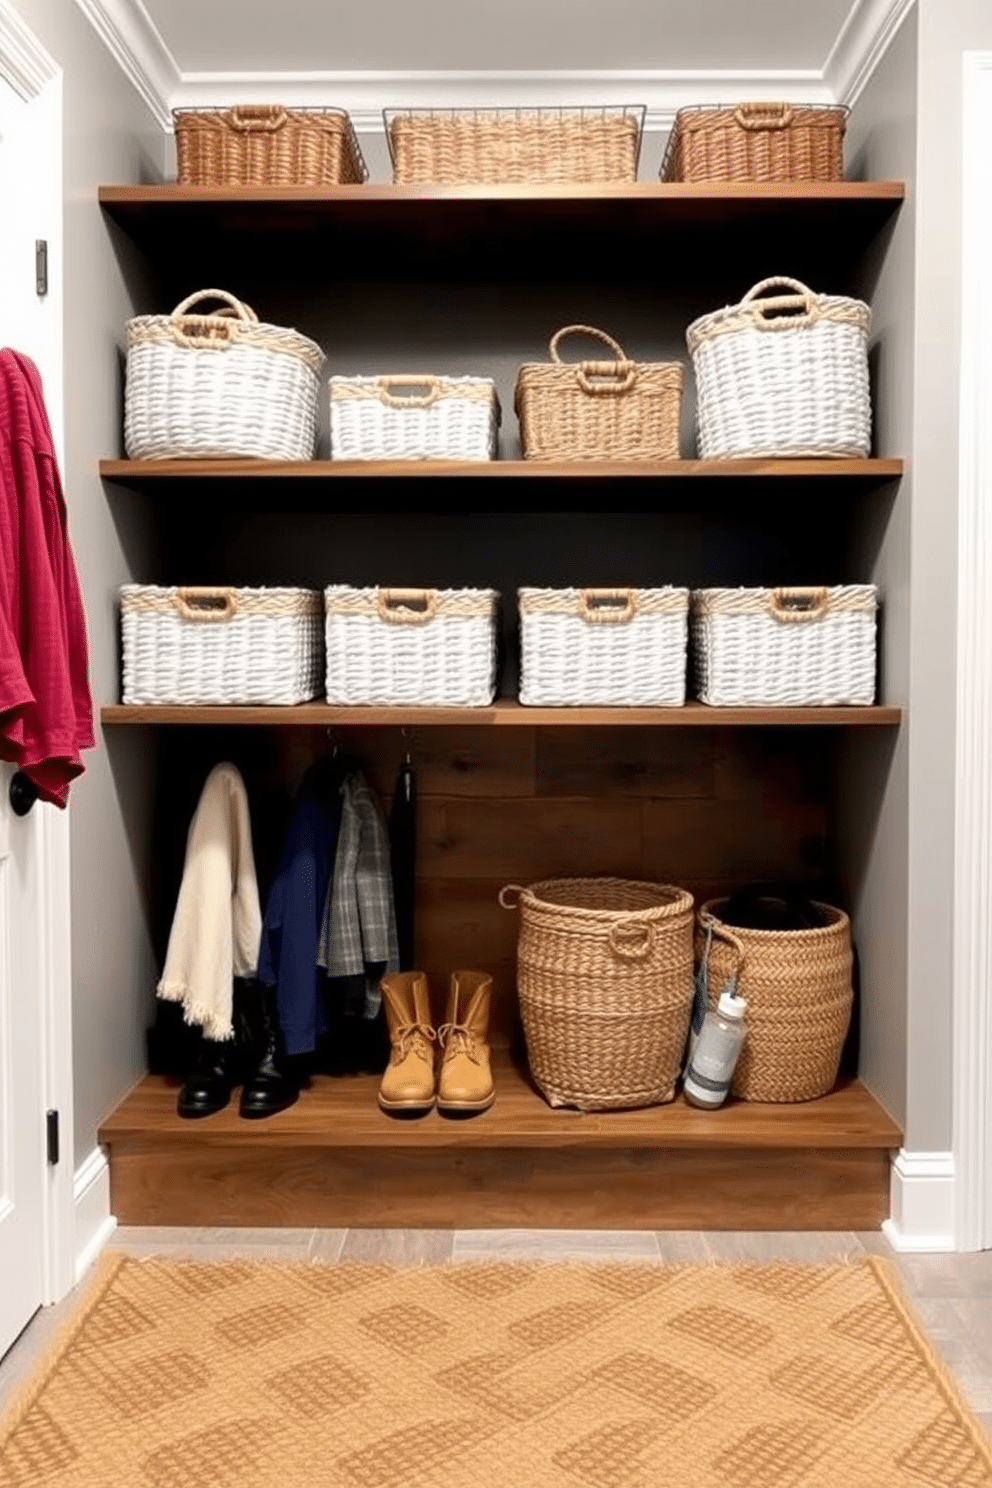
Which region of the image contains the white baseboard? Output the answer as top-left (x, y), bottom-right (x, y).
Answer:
top-left (882, 1150), bottom-right (956, 1252)
top-left (73, 1146), bottom-right (117, 1282)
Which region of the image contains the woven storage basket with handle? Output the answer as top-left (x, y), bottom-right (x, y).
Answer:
top-left (691, 585), bottom-right (878, 706)
top-left (329, 375), bottom-right (500, 461)
top-left (500, 878), bottom-right (695, 1110)
top-left (516, 325), bottom-right (683, 461)
top-left (173, 106), bottom-right (367, 186)
top-left (518, 587), bottom-right (689, 706)
top-left (696, 899), bottom-right (853, 1102)
top-left (661, 103), bottom-right (847, 183)
top-left (124, 289), bottom-right (324, 461)
top-left (686, 276), bottom-right (871, 459)
top-left (385, 107), bottom-right (644, 185)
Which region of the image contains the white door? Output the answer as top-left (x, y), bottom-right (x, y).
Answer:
top-left (0, 67), bottom-right (63, 1356)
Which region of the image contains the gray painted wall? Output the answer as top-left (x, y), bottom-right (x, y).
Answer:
top-left (11, 0), bottom-right (165, 1166)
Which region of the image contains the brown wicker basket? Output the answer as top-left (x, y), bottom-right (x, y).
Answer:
top-left (173, 106), bottom-right (368, 187)
top-left (500, 877), bottom-right (695, 1110)
top-left (515, 325), bottom-right (683, 462)
top-left (661, 102), bottom-right (847, 183)
top-left (385, 107), bottom-right (644, 186)
top-left (696, 898), bottom-right (854, 1102)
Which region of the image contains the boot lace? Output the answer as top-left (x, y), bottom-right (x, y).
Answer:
top-left (393, 1022), bottom-right (436, 1064)
top-left (437, 1023), bottom-right (480, 1064)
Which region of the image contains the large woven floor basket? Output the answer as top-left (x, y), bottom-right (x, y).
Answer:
top-left (516, 325), bottom-right (683, 461)
top-left (173, 106), bottom-right (367, 186)
top-left (386, 107), bottom-right (644, 185)
top-left (696, 899), bottom-right (854, 1102)
top-left (501, 878), bottom-right (695, 1111)
top-left (124, 290), bottom-right (324, 461)
top-left (661, 103), bottom-right (847, 183)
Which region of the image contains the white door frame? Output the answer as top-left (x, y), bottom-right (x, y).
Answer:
top-left (0, 0), bottom-right (75, 1306)
top-left (953, 50), bottom-right (992, 1253)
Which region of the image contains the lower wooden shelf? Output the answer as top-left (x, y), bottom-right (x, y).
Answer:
top-left (99, 1054), bottom-right (901, 1231)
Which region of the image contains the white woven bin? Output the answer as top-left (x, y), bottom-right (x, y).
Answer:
top-left (691, 585), bottom-right (878, 706)
top-left (324, 586), bottom-right (499, 706)
top-left (121, 586), bottom-right (324, 705)
top-left (686, 277), bottom-right (872, 459)
top-left (519, 587), bottom-right (689, 706)
top-left (329, 375), bottom-right (500, 461)
top-left (124, 289), bottom-right (324, 461)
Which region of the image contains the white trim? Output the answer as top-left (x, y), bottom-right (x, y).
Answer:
top-left (70, 0), bottom-right (177, 130)
top-left (823, 0), bottom-right (917, 108)
top-left (39, 805), bottom-right (75, 1304)
top-left (953, 51), bottom-right (992, 1255)
top-left (883, 1151), bottom-right (956, 1252)
top-left (0, 0), bottom-right (58, 101)
top-left (73, 1148), bottom-right (116, 1282)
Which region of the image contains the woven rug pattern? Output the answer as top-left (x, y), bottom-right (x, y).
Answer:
top-left (2, 1253), bottom-right (991, 1487)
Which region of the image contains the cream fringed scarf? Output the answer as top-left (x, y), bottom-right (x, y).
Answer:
top-left (157, 762), bottom-right (261, 1040)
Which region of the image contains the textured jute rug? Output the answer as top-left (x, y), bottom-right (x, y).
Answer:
top-left (1, 1253), bottom-right (991, 1488)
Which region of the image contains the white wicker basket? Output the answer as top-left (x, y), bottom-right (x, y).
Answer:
top-left (686, 277), bottom-right (872, 459)
top-left (124, 289), bottom-right (324, 461)
top-left (519, 587), bottom-right (689, 706)
top-left (324, 586), bottom-right (499, 706)
top-left (329, 375), bottom-right (500, 461)
top-left (121, 585), bottom-right (324, 705)
top-left (691, 585), bottom-right (878, 706)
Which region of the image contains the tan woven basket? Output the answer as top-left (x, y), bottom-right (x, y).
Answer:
top-left (515, 325), bottom-right (684, 462)
top-left (500, 877), bottom-right (695, 1111)
top-left (696, 898), bottom-right (854, 1103)
top-left (386, 107), bottom-right (644, 186)
top-left (173, 106), bottom-right (368, 187)
top-left (661, 102), bottom-right (847, 183)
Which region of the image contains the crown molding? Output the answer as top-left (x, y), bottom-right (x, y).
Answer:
top-left (0, 0), bottom-right (58, 100)
top-left (71, 0), bottom-right (177, 129)
top-left (824, 0), bottom-right (916, 108)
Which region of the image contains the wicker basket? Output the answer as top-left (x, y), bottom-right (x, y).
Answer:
top-left (324, 586), bottom-right (499, 706)
top-left (385, 107), bottom-right (644, 185)
top-left (696, 899), bottom-right (853, 1102)
top-left (516, 325), bottom-right (683, 461)
top-left (686, 277), bottom-right (871, 459)
top-left (661, 103), bottom-right (847, 183)
top-left (500, 878), bottom-right (695, 1111)
top-left (329, 375), bottom-right (500, 461)
top-left (518, 587), bottom-right (689, 706)
top-left (120, 585), bottom-right (324, 705)
top-left (692, 585), bottom-right (878, 707)
top-left (173, 106), bottom-right (367, 187)
top-left (124, 289), bottom-right (324, 461)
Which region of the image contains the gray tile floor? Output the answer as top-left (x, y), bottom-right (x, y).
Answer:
top-left (2, 1227), bottom-right (991, 1446)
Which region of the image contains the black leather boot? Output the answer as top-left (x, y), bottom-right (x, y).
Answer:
top-left (239, 983), bottom-right (301, 1120)
top-left (176, 982), bottom-right (252, 1118)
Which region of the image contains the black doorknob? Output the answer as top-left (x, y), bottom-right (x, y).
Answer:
top-left (9, 771), bottom-right (39, 816)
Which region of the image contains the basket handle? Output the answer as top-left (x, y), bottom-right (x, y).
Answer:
top-left (733, 101), bottom-right (794, 131)
top-left (575, 361), bottom-right (638, 396)
top-left (699, 911), bottom-right (746, 976)
top-left (579, 588), bottom-right (638, 624)
top-left (498, 884), bottom-right (524, 910)
top-left (171, 289), bottom-right (258, 323)
top-left (376, 588), bottom-right (439, 625)
top-left (768, 587), bottom-right (830, 622)
top-left (168, 289), bottom-right (259, 349)
top-left (549, 324), bottom-right (628, 364)
top-left (608, 921), bottom-right (654, 961)
top-left (174, 587), bottom-right (238, 622)
top-left (223, 104), bottom-right (289, 133)
top-left (377, 375), bottom-right (442, 409)
top-left (741, 277), bottom-right (818, 327)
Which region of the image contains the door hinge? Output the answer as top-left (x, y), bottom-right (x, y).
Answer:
top-left (46, 1109), bottom-right (59, 1166)
top-left (35, 239), bottom-right (48, 297)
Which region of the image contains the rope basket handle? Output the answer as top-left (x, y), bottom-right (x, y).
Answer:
top-left (549, 325), bottom-right (637, 396)
top-left (376, 588), bottom-right (439, 625)
top-left (608, 920), bottom-right (654, 961)
top-left (769, 587), bottom-right (830, 622)
top-left (700, 911), bottom-right (746, 976)
top-left (733, 101), bottom-right (794, 131)
top-left (223, 104), bottom-right (289, 133)
top-left (741, 277), bottom-right (819, 328)
top-left (171, 289), bottom-right (258, 323)
top-left (579, 588), bottom-right (638, 624)
top-left (169, 289), bottom-right (259, 350)
top-left (498, 884), bottom-right (525, 910)
top-left (377, 375), bottom-right (442, 410)
top-left (549, 324), bottom-right (628, 363)
top-left (174, 587), bottom-right (238, 622)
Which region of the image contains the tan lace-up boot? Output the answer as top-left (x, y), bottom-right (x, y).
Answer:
top-left (378, 972), bottom-right (436, 1115)
top-left (436, 970), bottom-right (495, 1116)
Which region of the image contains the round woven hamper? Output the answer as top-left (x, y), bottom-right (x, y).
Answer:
top-left (696, 898), bottom-right (853, 1102)
top-left (500, 878), bottom-right (695, 1111)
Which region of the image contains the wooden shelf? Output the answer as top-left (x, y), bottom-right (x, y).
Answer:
top-left (101, 701), bottom-right (903, 728)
